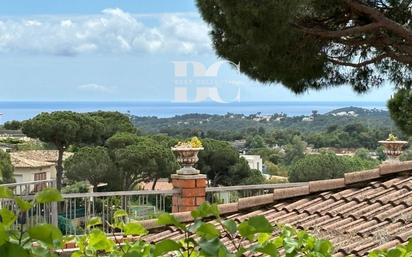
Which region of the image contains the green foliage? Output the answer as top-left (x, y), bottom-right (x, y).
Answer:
top-left (198, 139), bottom-right (264, 186)
top-left (88, 111), bottom-right (136, 142)
top-left (22, 111), bottom-right (104, 190)
top-left (388, 88), bottom-right (412, 136)
top-left (265, 161), bottom-right (288, 177)
top-left (289, 152), bottom-right (379, 182)
top-left (65, 146), bottom-right (113, 189)
top-left (105, 132), bottom-right (141, 150)
top-left (61, 181), bottom-right (89, 194)
top-left (113, 137), bottom-right (177, 190)
top-left (246, 135), bottom-right (265, 149)
top-left (3, 120), bottom-right (22, 130)
top-left (0, 151), bottom-right (14, 184)
top-left (196, 0), bottom-right (412, 93)
top-left (354, 148), bottom-right (372, 160)
top-left (400, 148), bottom-right (412, 161)
top-left (376, 146), bottom-right (387, 161)
top-left (283, 136), bottom-right (306, 165)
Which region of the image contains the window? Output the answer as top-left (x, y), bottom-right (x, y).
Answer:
top-left (34, 172), bottom-right (47, 192)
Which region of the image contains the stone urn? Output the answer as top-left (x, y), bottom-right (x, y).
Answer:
top-left (378, 140), bottom-right (408, 161)
top-left (171, 147), bottom-right (204, 175)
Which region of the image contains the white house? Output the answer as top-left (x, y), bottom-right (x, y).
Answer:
top-left (10, 154), bottom-right (56, 183)
top-left (9, 150), bottom-right (73, 183)
top-left (240, 154), bottom-right (263, 172)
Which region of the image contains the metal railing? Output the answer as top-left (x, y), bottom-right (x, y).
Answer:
top-left (206, 182), bottom-right (308, 204)
top-left (1, 179), bottom-right (56, 196)
top-left (0, 179), bottom-right (58, 229)
top-left (58, 189), bottom-right (178, 235)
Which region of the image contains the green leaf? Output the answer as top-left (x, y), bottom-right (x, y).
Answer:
top-left (0, 208), bottom-right (16, 227)
top-left (34, 188), bottom-right (62, 204)
top-left (248, 216), bottom-right (273, 233)
top-left (223, 220), bottom-right (237, 235)
top-left (284, 237), bottom-right (299, 254)
top-left (273, 237), bottom-right (283, 248)
top-left (123, 223), bottom-right (147, 236)
top-left (0, 187), bottom-right (13, 198)
top-left (238, 222), bottom-right (255, 241)
top-left (199, 238), bottom-right (223, 256)
top-left (14, 197), bottom-right (33, 212)
top-left (88, 229), bottom-right (115, 252)
top-left (0, 242), bottom-right (30, 257)
top-left (157, 213), bottom-right (185, 230)
top-left (28, 224), bottom-right (63, 247)
top-left (153, 239), bottom-right (181, 257)
top-left (257, 233), bottom-right (271, 244)
top-left (86, 217), bottom-right (102, 229)
top-left (113, 209), bottom-right (128, 218)
top-left (196, 223), bottom-right (221, 240)
top-left (387, 248), bottom-right (405, 257)
top-left (406, 239), bottom-right (412, 252)
top-left (315, 239), bottom-right (333, 255)
top-left (256, 242), bottom-right (279, 257)
top-left (191, 202), bottom-right (220, 219)
top-left (0, 224), bottom-right (9, 246)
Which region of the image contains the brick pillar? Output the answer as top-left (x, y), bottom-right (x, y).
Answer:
top-left (171, 174), bottom-right (207, 213)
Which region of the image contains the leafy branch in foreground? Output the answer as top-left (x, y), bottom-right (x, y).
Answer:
top-left (0, 187), bottom-right (410, 257)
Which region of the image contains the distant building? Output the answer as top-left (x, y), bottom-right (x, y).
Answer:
top-left (240, 154), bottom-right (263, 172)
top-left (302, 116), bottom-right (314, 122)
top-left (9, 150), bottom-right (73, 183)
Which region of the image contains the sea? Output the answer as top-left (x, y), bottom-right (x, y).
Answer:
top-left (0, 101), bottom-right (387, 123)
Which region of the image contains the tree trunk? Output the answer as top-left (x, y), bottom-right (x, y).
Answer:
top-left (151, 177), bottom-right (159, 190)
top-left (56, 147), bottom-right (64, 191)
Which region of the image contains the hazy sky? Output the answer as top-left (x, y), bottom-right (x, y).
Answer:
top-left (0, 0), bottom-right (392, 102)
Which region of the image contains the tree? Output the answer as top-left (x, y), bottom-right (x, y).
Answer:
top-left (283, 136), bottom-right (307, 165)
top-left (22, 112), bottom-right (104, 190)
top-left (105, 132), bottom-right (141, 150)
top-left (3, 120), bottom-right (22, 130)
top-left (354, 148), bottom-right (371, 160)
top-left (265, 161), bottom-right (288, 177)
top-left (288, 152), bottom-right (378, 182)
top-left (197, 139), bottom-right (264, 186)
top-left (400, 148), bottom-right (412, 161)
top-left (0, 151), bottom-right (14, 183)
top-left (64, 146), bottom-right (113, 191)
top-left (197, 0), bottom-right (412, 93)
top-left (246, 135), bottom-right (265, 149)
top-left (113, 138), bottom-right (177, 190)
top-left (376, 146), bottom-right (387, 161)
top-left (88, 111), bottom-right (136, 143)
top-left (388, 89), bottom-right (412, 136)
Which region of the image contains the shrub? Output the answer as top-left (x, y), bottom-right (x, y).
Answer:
top-left (288, 152), bottom-right (379, 182)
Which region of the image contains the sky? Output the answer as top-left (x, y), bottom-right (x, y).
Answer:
top-left (0, 0), bottom-right (392, 102)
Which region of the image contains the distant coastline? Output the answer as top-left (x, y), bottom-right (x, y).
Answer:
top-left (0, 101), bottom-right (387, 123)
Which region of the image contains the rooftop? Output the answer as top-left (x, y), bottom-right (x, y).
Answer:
top-left (10, 155), bottom-right (55, 168)
top-left (139, 161), bottom-right (412, 256)
top-left (10, 150), bottom-right (73, 163)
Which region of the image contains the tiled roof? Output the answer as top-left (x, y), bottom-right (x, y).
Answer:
top-left (10, 150), bottom-right (73, 163)
top-left (140, 161), bottom-right (412, 256)
top-left (141, 179), bottom-right (173, 190)
top-left (10, 155), bottom-right (55, 168)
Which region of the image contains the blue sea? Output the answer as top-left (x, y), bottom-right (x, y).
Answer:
top-left (0, 101), bottom-right (387, 123)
